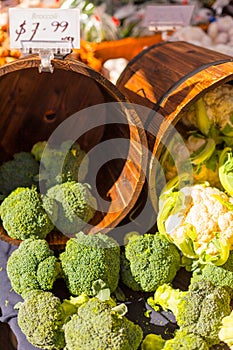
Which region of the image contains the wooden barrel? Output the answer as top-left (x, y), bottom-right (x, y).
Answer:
top-left (0, 55), bottom-right (147, 248)
top-left (117, 40), bottom-right (233, 212)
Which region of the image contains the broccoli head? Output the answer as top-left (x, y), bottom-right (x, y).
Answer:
top-left (149, 280), bottom-right (231, 347)
top-left (0, 152), bottom-right (39, 198)
top-left (120, 233), bottom-right (181, 292)
top-left (63, 297), bottom-right (143, 350)
top-left (0, 187), bottom-right (55, 240)
top-left (38, 140), bottom-right (89, 189)
top-left (7, 238), bottom-right (61, 298)
top-left (43, 181), bottom-right (96, 235)
top-left (17, 290), bottom-right (66, 350)
top-left (31, 140), bottom-right (47, 162)
top-left (163, 329), bottom-right (209, 350)
top-left (191, 250), bottom-right (233, 297)
top-left (59, 232), bottom-right (120, 296)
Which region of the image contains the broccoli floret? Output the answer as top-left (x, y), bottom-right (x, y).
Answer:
top-left (163, 329), bottom-right (209, 350)
top-left (191, 250), bottom-right (233, 297)
top-left (0, 152), bottom-right (39, 198)
top-left (31, 141), bottom-right (47, 162)
top-left (141, 330), bottom-right (209, 350)
top-left (120, 233), bottom-right (181, 292)
top-left (43, 181), bottom-right (96, 234)
top-left (38, 140), bottom-right (88, 188)
top-left (7, 238), bottom-right (61, 298)
top-left (63, 297), bottom-right (143, 350)
top-left (0, 187), bottom-right (54, 240)
top-left (149, 281), bottom-right (231, 347)
top-left (59, 232), bottom-right (120, 296)
top-left (17, 290), bottom-right (72, 350)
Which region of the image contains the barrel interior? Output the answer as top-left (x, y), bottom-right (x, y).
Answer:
top-left (0, 56), bottom-right (147, 246)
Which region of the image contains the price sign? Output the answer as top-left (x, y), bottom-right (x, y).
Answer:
top-left (9, 8), bottom-right (80, 50)
top-left (142, 5), bottom-right (194, 31)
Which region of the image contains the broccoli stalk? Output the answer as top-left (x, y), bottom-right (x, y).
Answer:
top-left (148, 280), bottom-right (231, 347)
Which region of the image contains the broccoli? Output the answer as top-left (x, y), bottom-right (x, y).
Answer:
top-left (7, 238), bottom-right (62, 298)
top-left (59, 232), bottom-right (120, 296)
top-left (148, 280), bottom-right (231, 347)
top-left (63, 297), bottom-right (143, 350)
top-left (43, 181), bottom-right (96, 235)
top-left (31, 140), bottom-right (47, 162)
top-left (38, 140), bottom-right (88, 188)
top-left (16, 290), bottom-right (84, 350)
top-left (0, 187), bottom-right (55, 240)
top-left (120, 233), bottom-right (181, 292)
top-left (0, 152), bottom-right (39, 198)
top-left (141, 330), bottom-right (209, 350)
top-left (163, 329), bottom-right (209, 350)
top-left (191, 250), bottom-right (233, 297)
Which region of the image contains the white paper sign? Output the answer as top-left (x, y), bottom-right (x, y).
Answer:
top-left (9, 8), bottom-right (80, 50)
top-left (143, 5), bottom-right (194, 31)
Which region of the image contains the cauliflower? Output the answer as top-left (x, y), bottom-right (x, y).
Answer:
top-left (160, 133), bottom-right (221, 188)
top-left (181, 83), bottom-right (233, 137)
top-left (157, 182), bottom-right (233, 265)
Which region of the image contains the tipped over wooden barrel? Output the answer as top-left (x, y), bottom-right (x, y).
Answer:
top-left (0, 55), bottom-right (147, 249)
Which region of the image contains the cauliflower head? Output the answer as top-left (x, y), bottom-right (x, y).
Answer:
top-left (157, 182), bottom-right (233, 265)
top-left (181, 83), bottom-right (233, 137)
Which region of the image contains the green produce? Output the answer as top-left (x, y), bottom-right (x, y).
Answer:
top-left (160, 133), bottom-right (221, 188)
top-left (43, 181), bottom-right (96, 234)
top-left (37, 140), bottom-right (88, 188)
top-left (163, 329), bottom-right (209, 350)
top-left (31, 140), bottom-right (47, 162)
top-left (0, 152), bottom-right (39, 198)
top-left (141, 329), bottom-right (209, 350)
top-left (59, 231), bottom-right (120, 296)
top-left (191, 250), bottom-right (233, 297)
top-left (141, 334), bottom-right (165, 350)
top-left (16, 290), bottom-right (86, 350)
top-left (148, 281), bottom-right (231, 347)
top-left (0, 187), bottom-right (54, 240)
top-left (7, 238), bottom-right (62, 298)
top-left (219, 147), bottom-right (233, 196)
top-left (63, 297), bottom-right (143, 350)
top-left (120, 232), bottom-right (181, 292)
top-left (157, 182), bottom-right (233, 265)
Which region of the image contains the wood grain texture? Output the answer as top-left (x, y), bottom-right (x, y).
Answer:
top-left (0, 55), bottom-right (147, 247)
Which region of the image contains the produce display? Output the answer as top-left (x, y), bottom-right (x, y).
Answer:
top-left (3, 1), bottom-right (233, 349)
